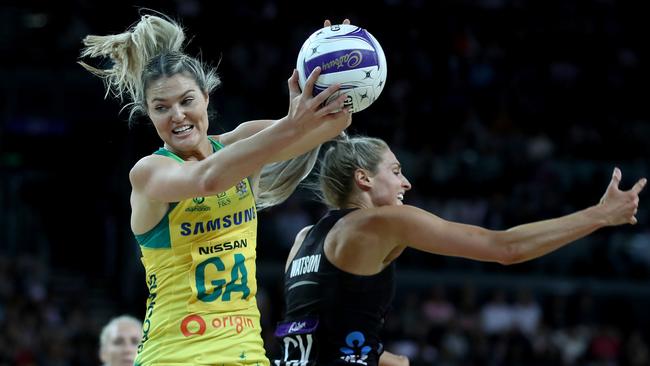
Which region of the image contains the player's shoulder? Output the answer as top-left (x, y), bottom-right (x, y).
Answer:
top-left (129, 153), bottom-right (177, 183)
top-left (333, 206), bottom-right (419, 240)
top-left (131, 153), bottom-right (176, 170)
top-left (340, 205), bottom-right (406, 225)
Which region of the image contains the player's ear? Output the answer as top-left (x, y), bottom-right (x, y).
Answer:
top-left (354, 168), bottom-right (372, 191)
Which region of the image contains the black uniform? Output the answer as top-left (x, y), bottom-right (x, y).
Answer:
top-left (274, 209), bottom-right (396, 366)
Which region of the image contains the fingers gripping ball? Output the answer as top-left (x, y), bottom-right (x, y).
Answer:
top-left (296, 24), bottom-right (387, 113)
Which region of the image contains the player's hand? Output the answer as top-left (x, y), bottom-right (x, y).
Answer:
top-left (379, 351), bottom-right (409, 366)
top-left (286, 67), bottom-right (350, 134)
top-left (324, 19), bottom-right (351, 27)
top-left (598, 167), bottom-right (646, 225)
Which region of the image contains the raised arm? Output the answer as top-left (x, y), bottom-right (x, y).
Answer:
top-left (218, 19), bottom-right (354, 162)
top-left (338, 168), bottom-right (645, 267)
top-left (130, 68), bottom-right (348, 203)
top-left (219, 69), bottom-right (351, 163)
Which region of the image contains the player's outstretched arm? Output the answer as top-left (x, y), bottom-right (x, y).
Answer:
top-left (344, 168), bottom-right (646, 266)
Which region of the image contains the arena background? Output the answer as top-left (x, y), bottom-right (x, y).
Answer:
top-left (1, 1), bottom-right (649, 364)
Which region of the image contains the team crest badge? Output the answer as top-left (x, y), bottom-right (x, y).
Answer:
top-left (236, 180), bottom-right (248, 198)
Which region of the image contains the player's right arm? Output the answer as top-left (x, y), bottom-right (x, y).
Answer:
top-left (334, 168), bottom-right (645, 268)
top-left (218, 68), bottom-right (349, 165)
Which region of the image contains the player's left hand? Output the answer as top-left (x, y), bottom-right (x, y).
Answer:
top-left (598, 167), bottom-right (646, 225)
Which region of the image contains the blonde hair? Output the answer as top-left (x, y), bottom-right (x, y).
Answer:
top-left (79, 13), bottom-right (220, 122)
top-left (314, 135), bottom-right (389, 208)
top-left (80, 11), bottom-right (314, 210)
top-left (256, 146), bottom-right (321, 210)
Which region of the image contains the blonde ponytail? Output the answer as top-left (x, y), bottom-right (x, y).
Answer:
top-left (256, 146), bottom-right (321, 210)
top-left (79, 13), bottom-right (219, 122)
top-left (80, 14), bottom-right (184, 103)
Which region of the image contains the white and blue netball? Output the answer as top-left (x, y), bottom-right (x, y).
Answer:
top-left (296, 24), bottom-right (387, 113)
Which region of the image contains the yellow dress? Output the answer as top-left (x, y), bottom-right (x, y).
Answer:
top-left (134, 138), bottom-right (268, 366)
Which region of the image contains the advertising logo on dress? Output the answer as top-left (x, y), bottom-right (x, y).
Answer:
top-left (186, 196), bottom-right (210, 212)
top-left (180, 314), bottom-right (255, 336)
top-left (217, 192), bottom-right (231, 207)
top-left (339, 331), bottom-right (371, 365)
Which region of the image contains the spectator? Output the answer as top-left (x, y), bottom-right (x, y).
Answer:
top-left (99, 315), bottom-right (142, 366)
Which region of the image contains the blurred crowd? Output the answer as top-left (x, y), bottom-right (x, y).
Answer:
top-left (376, 284), bottom-right (649, 366)
top-left (2, 254), bottom-right (649, 365)
top-left (0, 255), bottom-right (100, 365)
top-left (1, 0), bottom-right (649, 364)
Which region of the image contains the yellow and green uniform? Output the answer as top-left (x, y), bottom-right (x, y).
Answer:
top-left (134, 138), bottom-right (268, 366)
